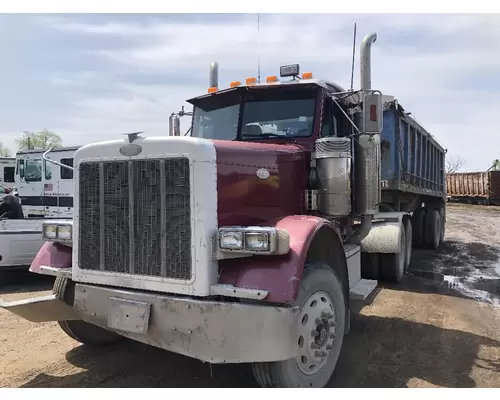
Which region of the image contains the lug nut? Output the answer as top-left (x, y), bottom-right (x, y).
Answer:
top-left (329, 321), bottom-right (334, 327)
top-left (321, 351), bottom-right (328, 357)
top-left (329, 333), bottom-right (335, 339)
top-left (315, 318), bottom-right (322, 324)
top-left (311, 343), bottom-right (319, 349)
top-left (314, 350), bottom-right (321, 357)
top-left (326, 344), bottom-right (332, 350)
top-left (311, 330), bottom-right (319, 337)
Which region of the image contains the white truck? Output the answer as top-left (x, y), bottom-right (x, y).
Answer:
top-left (0, 157), bottom-right (16, 200)
top-left (0, 148), bottom-right (76, 283)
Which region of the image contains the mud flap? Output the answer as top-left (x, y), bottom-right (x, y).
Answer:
top-left (0, 294), bottom-right (81, 322)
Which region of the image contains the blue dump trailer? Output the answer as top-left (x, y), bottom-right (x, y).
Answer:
top-left (379, 96), bottom-right (447, 250)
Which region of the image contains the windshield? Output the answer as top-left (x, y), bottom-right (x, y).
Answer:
top-left (190, 87), bottom-right (318, 141)
top-left (241, 99), bottom-right (315, 138)
top-left (193, 104), bottom-right (239, 140)
top-left (24, 159), bottom-right (42, 182)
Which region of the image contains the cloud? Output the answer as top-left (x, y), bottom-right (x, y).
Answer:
top-left (1, 13), bottom-right (499, 171)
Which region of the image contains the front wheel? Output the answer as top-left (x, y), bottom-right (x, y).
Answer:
top-left (53, 276), bottom-right (122, 347)
top-left (252, 263), bottom-right (346, 388)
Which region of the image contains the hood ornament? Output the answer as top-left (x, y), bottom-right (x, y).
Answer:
top-left (123, 131), bottom-right (144, 143)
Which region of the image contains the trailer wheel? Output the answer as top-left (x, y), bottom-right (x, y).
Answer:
top-left (361, 253), bottom-right (379, 280)
top-left (252, 263), bottom-right (346, 388)
top-left (424, 208), bottom-right (441, 250)
top-left (53, 276), bottom-right (122, 347)
top-left (412, 208), bottom-right (426, 248)
top-left (438, 207), bottom-right (445, 244)
top-left (403, 218), bottom-right (412, 271)
top-left (380, 227), bottom-right (406, 283)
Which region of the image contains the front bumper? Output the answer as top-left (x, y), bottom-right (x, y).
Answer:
top-left (1, 283), bottom-right (300, 364)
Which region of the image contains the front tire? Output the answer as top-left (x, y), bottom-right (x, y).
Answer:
top-left (53, 276), bottom-right (122, 347)
top-left (252, 263), bottom-right (346, 388)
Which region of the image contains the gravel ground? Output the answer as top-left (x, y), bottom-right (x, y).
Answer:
top-left (0, 203), bottom-right (499, 388)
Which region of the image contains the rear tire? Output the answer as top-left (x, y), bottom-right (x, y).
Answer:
top-left (438, 207), bottom-right (445, 244)
top-left (412, 208), bottom-right (426, 248)
top-left (424, 208), bottom-right (441, 250)
top-left (403, 218), bottom-right (412, 271)
top-left (252, 263), bottom-right (346, 388)
top-left (53, 276), bottom-right (122, 347)
top-left (361, 253), bottom-right (379, 280)
top-left (380, 227), bottom-right (406, 283)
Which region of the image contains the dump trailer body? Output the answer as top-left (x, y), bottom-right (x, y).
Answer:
top-left (446, 171), bottom-right (500, 205)
top-left (379, 99), bottom-right (446, 211)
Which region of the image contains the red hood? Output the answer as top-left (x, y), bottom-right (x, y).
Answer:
top-left (212, 139), bottom-right (309, 226)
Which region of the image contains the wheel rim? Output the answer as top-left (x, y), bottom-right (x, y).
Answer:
top-left (296, 291), bottom-right (336, 375)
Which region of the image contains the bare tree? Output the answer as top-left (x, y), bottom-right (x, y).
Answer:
top-left (445, 156), bottom-right (465, 174)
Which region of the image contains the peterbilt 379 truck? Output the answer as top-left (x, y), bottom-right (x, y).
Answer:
top-left (0, 32), bottom-right (446, 388)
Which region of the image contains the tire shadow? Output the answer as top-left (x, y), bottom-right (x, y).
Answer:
top-left (18, 313), bottom-right (500, 388)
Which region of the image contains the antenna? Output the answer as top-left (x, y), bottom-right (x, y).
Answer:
top-left (350, 22), bottom-right (357, 91)
top-left (257, 13), bottom-right (261, 84)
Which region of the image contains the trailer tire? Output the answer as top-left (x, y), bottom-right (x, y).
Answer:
top-left (403, 218), bottom-right (412, 271)
top-left (412, 208), bottom-right (426, 248)
top-left (380, 227), bottom-right (406, 283)
top-left (424, 208), bottom-right (441, 250)
top-left (438, 207), bottom-right (445, 244)
top-left (361, 253), bottom-right (379, 280)
top-left (252, 262), bottom-right (346, 388)
top-left (53, 277), bottom-right (122, 347)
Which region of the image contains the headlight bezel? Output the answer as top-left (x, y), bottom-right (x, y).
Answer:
top-left (218, 226), bottom-right (289, 255)
top-left (42, 221), bottom-right (73, 242)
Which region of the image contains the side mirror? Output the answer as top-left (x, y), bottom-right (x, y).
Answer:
top-left (362, 93), bottom-right (383, 135)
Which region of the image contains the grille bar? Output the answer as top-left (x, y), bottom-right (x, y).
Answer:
top-left (79, 158), bottom-right (192, 280)
top-left (128, 160), bottom-right (135, 275)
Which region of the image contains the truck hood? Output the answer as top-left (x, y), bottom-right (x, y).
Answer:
top-left (212, 139), bottom-right (309, 226)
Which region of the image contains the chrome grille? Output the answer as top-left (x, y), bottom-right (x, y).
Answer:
top-left (79, 158), bottom-right (192, 280)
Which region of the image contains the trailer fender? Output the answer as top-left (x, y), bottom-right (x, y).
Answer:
top-left (217, 215), bottom-right (347, 304)
top-left (360, 212), bottom-right (406, 254)
top-left (29, 241), bottom-right (72, 275)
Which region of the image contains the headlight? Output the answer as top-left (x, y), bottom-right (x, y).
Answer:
top-left (244, 232), bottom-right (270, 251)
top-left (42, 222), bottom-right (73, 242)
top-left (219, 231), bottom-right (243, 250)
top-left (43, 224), bottom-right (57, 240)
top-left (57, 225), bottom-right (72, 240)
top-left (218, 227), bottom-right (289, 255)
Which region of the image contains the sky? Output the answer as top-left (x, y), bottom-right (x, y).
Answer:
top-left (0, 13), bottom-right (499, 171)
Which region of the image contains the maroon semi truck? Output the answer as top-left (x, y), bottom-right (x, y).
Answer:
top-left (0, 32), bottom-right (446, 387)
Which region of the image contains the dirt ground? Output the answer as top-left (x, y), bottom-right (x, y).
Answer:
top-left (1, 203), bottom-right (499, 388)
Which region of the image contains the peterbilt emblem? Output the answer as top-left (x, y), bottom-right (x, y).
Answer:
top-left (119, 143), bottom-right (142, 157)
top-left (256, 168), bottom-right (270, 180)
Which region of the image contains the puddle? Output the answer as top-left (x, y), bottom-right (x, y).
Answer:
top-left (410, 241), bottom-right (500, 306)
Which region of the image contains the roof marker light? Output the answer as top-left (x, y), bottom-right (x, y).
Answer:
top-left (230, 81), bottom-right (241, 88)
top-left (266, 75), bottom-right (279, 83)
top-left (302, 72), bottom-right (313, 79)
top-left (208, 87), bottom-right (217, 93)
top-left (246, 77), bottom-right (257, 85)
